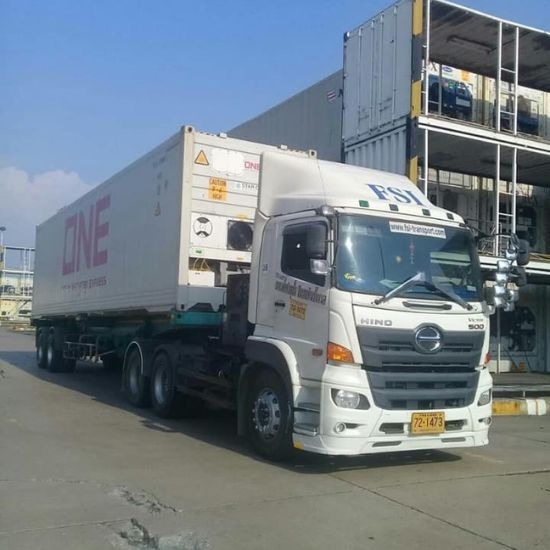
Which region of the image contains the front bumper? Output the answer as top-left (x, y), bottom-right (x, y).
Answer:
top-left (292, 365), bottom-right (492, 456)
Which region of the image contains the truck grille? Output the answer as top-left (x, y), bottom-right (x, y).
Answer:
top-left (357, 326), bottom-right (483, 411)
top-left (366, 369), bottom-right (479, 410)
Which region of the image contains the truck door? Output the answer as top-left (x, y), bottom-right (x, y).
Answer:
top-left (271, 217), bottom-right (330, 381)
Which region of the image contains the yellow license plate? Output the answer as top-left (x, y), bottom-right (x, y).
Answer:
top-left (411, 412), bottom-right (445, 434)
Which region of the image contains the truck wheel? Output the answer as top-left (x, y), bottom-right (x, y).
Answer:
top-left (46, 333), bottom-right (63, 372)
top-left (36, 330), bottom-right (47, 369)
top-left (246, 369), bottom-right (294, 461)
top-left (151, 352), bottom-right (181, 418)
top-left (45, 331), bottom-right (75, 373)
top-left (123, 347), bottom-right (150, 408)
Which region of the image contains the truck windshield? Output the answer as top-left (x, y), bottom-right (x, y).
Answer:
top-left (335, 215), bottom-right (482, 302)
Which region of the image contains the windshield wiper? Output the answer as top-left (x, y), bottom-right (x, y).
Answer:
top-left (374, 271), bottom-right (426, 305)
top-left (427, 281), bottom-right (473, 311)
top-left (374, 271), bottom-right (473, 310)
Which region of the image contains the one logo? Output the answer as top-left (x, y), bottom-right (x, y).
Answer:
top-left (414, 326), bottom-right (442, 354)
top-left (193, 216), bottom-right (212, 238)
top-left (62, 194), bottom-right (110, 275)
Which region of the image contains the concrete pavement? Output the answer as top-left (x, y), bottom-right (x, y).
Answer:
top-left (1, 327), bottom-right (549, 549)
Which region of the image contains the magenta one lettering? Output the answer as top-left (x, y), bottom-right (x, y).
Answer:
top-left (62, 195), bottom-right (110, 275)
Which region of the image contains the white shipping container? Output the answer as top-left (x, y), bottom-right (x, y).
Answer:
top-left (343, 0), bottom-right (413, 146)
top-left (32, 127), bottom-right (311, 318)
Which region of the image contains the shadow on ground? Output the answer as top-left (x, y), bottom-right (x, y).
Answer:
top-left (0, 340), bottom-right (461, 475)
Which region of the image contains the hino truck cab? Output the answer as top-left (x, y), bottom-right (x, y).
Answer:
top-left (242, 152), bottom-right (521, 459)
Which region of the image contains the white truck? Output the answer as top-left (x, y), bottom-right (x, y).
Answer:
top-left (32, 126), bottom-right (527, 460)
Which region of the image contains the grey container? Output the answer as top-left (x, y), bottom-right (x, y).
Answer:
top-left (230, 71), bottom-right (343, 162)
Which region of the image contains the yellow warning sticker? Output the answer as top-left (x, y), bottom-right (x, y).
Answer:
top-left (289, 298), bottom-right (307, 320)
top-left (208, 178), bottom-right (227, 201)
top-left (194, 150), bottom-right (209, 166)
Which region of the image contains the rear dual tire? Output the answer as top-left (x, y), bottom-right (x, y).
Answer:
top-left (36, 329), bottom-right (75, 372)
top-left (150, 352), bottom-right (203, 418)
top-left (123, 347), bottom-right (150, 408)
top-left (36, 330), bottom-right (47, 369)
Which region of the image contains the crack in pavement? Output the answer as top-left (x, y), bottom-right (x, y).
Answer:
top-left (330, 475), bottom-right (518, 550)
top-left (0, 477), bottom-right (107, 485)
top-left (111, 486), bottom-right (180, 514)
top-left (0, 478), bottom-right (181, 516)
top-left (492, 431), bottom-right (550, 446)
top-left (352, 467), bottom-right (550, 491)
top-left (0, 517), bottom-right (132, 536)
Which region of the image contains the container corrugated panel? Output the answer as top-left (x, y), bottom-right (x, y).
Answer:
top-left (344, 125), bottom-right (408, 175)
top-left (229, 71), bottom-right (343, 162)
top-left (343, 0), bottom-right (413, 147)
top-left (32, 128), bottom-right (311, 318)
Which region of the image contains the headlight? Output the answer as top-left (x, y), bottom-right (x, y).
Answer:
top-left (478, 389), bottom-right (492, 406)
top-left (332, 389), bottom-right (361, 409)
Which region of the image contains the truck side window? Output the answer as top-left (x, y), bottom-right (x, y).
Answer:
top-left (281, 223), bottom-right (326, 287)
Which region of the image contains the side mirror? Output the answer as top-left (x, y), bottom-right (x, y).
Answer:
top-left (306, 224), bottom-right (327, 260)
top-left (310, 258), bottom-right (330, 276)
top-left (516, 239), bottom-right (530, 266)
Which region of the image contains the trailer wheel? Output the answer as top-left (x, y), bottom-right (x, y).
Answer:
top-left (246, 369), bottom-right (294, 461)
top-left (123, 347), bottom-right (150, 408)
top-left (46, 333), bottom-right (63, 372)
top-left (151, 352), bottom-right (181, 418)
top-left (36, 330), bottom-right (47, 369)
top-left (45, 331), bottom-right (75, 373)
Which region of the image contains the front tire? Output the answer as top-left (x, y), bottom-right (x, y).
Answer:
top-left (246, 369), bottom-right (294, 461)
top-left (123, 347), bottom-right (150, 408)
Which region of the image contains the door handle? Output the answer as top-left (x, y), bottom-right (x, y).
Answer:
top-left (274, 301), bottom-right (286, 308)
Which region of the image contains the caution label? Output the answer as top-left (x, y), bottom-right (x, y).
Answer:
top-left (289, 298), bottom-right (307, 320)
top-left (194, 150), bottom-right (209, 166)
top-left (208, 178), bottom-right (227, 201)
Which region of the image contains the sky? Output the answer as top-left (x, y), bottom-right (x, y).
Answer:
top-left (1, 0), bottom-right (550, 247)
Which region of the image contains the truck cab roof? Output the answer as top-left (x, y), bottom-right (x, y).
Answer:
top-left (259, 152), bottom-right (463, 225)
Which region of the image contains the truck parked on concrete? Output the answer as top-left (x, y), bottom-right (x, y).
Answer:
top-left (32, 126), bottom-right (526, 460)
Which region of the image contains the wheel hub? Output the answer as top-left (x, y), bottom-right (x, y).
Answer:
top-left (252, 388), bottom-right (281, 440)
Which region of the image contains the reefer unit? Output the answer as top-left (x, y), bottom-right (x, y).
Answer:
top-left (32, 127), bottom-right (312, 319)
